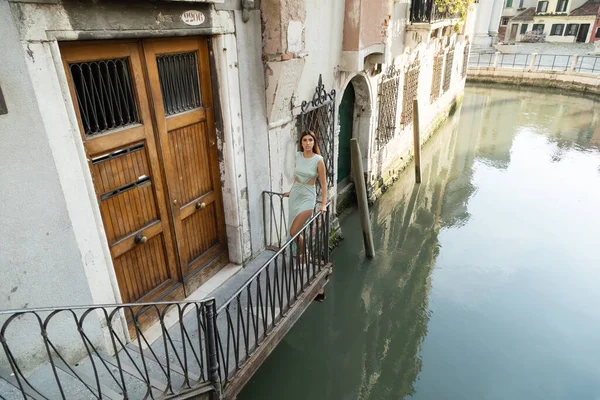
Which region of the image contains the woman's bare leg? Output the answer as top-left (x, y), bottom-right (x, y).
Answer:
top-left (290, 210), bottom-right (313, 263)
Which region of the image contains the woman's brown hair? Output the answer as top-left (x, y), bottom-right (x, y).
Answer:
top-left (298, 130), bottom-right (321, 155)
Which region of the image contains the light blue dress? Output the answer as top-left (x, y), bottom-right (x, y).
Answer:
top-left (289, 151), bottom-right (323, 235)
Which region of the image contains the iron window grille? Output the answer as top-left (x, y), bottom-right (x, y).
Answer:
top-left (156, 52), bottom-right (202, 116)
top-left (298, 74), bottom-right (336, 194)
top-left (462, 43), bottom-right (470, 79)
top-left (550, 24), bottom-right (565, 36)
top-left (430, 51), bottom-right (444, 103)
top-left (376, 65), bottom-right (401, 148)
top-left (532, 23), bottom-right (545, 33)
top-left (69, 58), bottom-right (140, 137)
top-left (501, 17), bottom-right (510, 26)
top-left (565, 24), bottom-right (579, 36)
top-left (443, 46), bottom-right (455, 93)
top-left (401, 59), bottom-right (420, 126)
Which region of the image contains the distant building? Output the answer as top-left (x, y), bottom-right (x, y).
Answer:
top-left (505, 0), bottom-right (600, 42)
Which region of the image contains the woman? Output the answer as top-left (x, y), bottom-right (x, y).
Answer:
top-left (284, 130), bottom-right (328, 301)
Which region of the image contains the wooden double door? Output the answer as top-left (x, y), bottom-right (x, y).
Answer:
top-left (61, 38), bottom-right (228, 306)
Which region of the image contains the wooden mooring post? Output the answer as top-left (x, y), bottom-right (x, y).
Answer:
top-left (413, 99), bottom-right (422, 184)
top-left (350, 138), bottom-right (375, 258)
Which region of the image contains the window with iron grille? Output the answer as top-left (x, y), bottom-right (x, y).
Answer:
top-left (462, 43), bottom-right (470, 79)
top-left (430, 52), bottom-right (444, 103)
top-left (565, 24), bottom-right (579, 36)
top-left (401, 60), bottom-right (420, 126)
top-left (550, 24), bottom-right (564, 36)
top-left (156, 52), bottom-right (202, 116)
top-left (501, 17), bottom-right (510, 26)
top-left (298, 75), bottom-right (336, 193)
top-left (443, 47), bottom-right (455, 93)
top-left (376, 65), bottom-right (401, 147)
top-left (69, 58), bottom-right (140, 137)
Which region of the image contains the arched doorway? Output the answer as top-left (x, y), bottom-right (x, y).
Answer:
top-left (337, 83), bottom-right (355, 185)
top-left (336, 74), bottom-right (372, 192)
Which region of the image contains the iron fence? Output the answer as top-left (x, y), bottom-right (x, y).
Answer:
top-left (497, 53), bottom-right (532, 70)
top-left (575, 56), bottom-right (600, 74)
top-left (468, 52), bottom-right (600, 75)
top-left (0, 300), bottom-right (219, 399)
top-left (0, 193), bottom-right (333, 399)
top-left (215, 194), bottom-right (331, 385)
top-left (534, 54), bottom-right (573, 71)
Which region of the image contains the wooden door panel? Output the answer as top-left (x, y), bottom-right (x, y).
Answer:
top-left (143, 38), bottom-right (228, 283)
top-left (60, 41), bottom-right (183, 306)
top-left (113, 233), bottom-right (171, 303)
top-left (168, 123), bottom-right (213, 205)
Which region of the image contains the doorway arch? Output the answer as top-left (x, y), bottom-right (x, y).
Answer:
top-left (337, 74), bottom-right (373, 189)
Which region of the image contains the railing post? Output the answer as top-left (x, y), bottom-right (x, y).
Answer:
top-left (204, 300), bottom-right (222, 399)
top-left (529, 53), bottom-right (538, 71)
top-left (493, 52), bottom-right (500, 69)
top-left (570, 55), bottom-right (579, 72)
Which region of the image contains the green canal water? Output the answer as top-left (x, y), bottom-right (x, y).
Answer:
top-left (240, 85), bottom-right (600, 400)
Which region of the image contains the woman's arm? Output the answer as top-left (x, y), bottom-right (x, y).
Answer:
top-left (317, 159), bottom-right (327, 212)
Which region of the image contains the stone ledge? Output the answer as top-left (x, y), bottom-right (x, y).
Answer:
top-left (467, 68), bottom-right (600, 95)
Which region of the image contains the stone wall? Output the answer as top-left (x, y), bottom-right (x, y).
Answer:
top-left (467, 67), bottom-right (600, 95)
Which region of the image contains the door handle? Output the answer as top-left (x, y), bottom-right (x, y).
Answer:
top-left (196, 201), bottom-right (206, 210)
top-left (134, 234), bottom-right (147, 245)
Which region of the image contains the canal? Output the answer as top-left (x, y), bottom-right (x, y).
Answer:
top-left (239, 85), bottom-right (600, 400)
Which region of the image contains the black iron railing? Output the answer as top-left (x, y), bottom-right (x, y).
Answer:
top-left (216, 193), bottom-right (331, 386)
top-left (0, 300), bottom-right (220, 399)
top-left (1, 192), bottom-right (332, 399)
top-left (410, 0), bottom-right (462, 23)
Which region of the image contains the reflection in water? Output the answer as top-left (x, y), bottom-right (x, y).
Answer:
top-left (240, 85), bottom-right (600, 400)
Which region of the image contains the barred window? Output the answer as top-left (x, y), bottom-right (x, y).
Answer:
top-left (462, 43), bottom-right (470, 79)
top-left (401, 60), bottom-right (420, 126)
top-left (69, 58), bottom-right (140, 137)
top-left (430, 52), bottom-right (444, 103)
top-left (376, 65), bottom-right (401, 147)
top-left (156, 52), bottom-right (202, 116)
top-left (443, 47), bottom-right (455, 93)
top-left (298, 75), bottom-right (336, 192)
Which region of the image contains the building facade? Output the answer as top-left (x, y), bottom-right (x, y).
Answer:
top-left (0, 0), bottom-right (474, 374)
top-left (505, 0), bottom-right (600, 42)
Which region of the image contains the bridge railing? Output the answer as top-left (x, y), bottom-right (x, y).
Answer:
top-left (0, 299), bottom-right (220, 399)
top-left (216, 193), bottom-right (331, 386)
top-left (468, 52), bottom-right (600, 75)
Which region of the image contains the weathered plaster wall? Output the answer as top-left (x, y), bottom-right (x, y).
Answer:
top-left (0, 0), bottom-right (111, 370)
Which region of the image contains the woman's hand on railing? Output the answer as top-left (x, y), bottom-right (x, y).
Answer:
top-left (319, 204), bottom-right (327, 213)
top-left (283, 192), bottom-right (290, 198)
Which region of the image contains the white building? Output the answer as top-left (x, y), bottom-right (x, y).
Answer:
top-left (505, 0), bottom-right (600, 42)
top-left (473, 0), bottom-right (506, 49)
